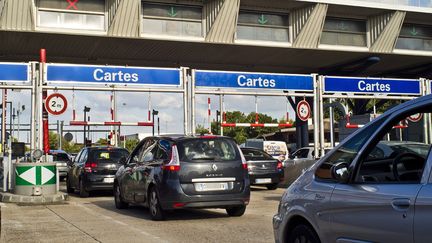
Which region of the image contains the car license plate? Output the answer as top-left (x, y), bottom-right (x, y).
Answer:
top-left (194, 182), bottom-right (229, 192)
top-left (103, 178), bottom-right (114, 183)
top-left (255, 178), bottom-right (272, 184)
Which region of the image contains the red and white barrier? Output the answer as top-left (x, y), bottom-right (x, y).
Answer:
top-left (221, 122), bottom-right (293, 128)
top-left (70, 121), bottom-right (154, 126)
top-left (345, 114), bottom-right (407, 129)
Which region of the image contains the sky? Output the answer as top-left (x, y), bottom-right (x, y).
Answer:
top-left (7, 88), bottom-right (295, 145)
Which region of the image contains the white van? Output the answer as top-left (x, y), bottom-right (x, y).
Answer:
top-left (263, 141), bottom-right (289, 162)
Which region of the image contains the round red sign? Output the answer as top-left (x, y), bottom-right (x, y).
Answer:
top-left (45, 93), bottom-right (68, 115)
top-left (407, 113), bottom-right (423, 123)
top-left (296, 100), bottom-right (311, 122)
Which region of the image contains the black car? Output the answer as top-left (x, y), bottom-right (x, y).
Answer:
top-left (67, 146), bottom-right (129, 197)
top-left (114, 135), bottom-right (250, 220)
top-left (241, 147), bottom-right (284, 190)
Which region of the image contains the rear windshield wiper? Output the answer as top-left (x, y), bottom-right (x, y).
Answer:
top-left (191, 157), bottom-right (216, 160)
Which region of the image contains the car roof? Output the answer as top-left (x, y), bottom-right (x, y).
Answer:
top-left (87, 146), bottom-right (128, 151)
top-left (49, 149), bottom-right (68, 154)
top-left (145, 135), bottom-right (235, 142)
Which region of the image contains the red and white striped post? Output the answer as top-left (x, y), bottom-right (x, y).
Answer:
top-left (41, 49), bottom-right (50, 154)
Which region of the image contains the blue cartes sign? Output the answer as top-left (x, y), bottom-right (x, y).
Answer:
top-left (46, 64), bottom-right (182, 86)
top-left (195, 70), bottom-right (313, 91)
top-left (0, 63), bottom-right (29, 82)
top-left (324, 76), bottom-right (421, 95)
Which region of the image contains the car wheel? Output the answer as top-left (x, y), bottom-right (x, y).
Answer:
top-left (114, 183), bottom-right (128, 209)
top-left (288, 224), bottom-right (320, 243)
top-left (66, 177), bottom-right (74, 193)
top-left (149, 187), bottom-right (165, 221)
top-left (79, 179), bottom-right (89, 198)
top-left (266, 183), bottom-right (278, 190)
top-left (226, 205), bottom-right (246, 217)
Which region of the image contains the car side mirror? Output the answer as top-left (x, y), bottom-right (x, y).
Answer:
top-left (331, 162), bottom-right (350, 183)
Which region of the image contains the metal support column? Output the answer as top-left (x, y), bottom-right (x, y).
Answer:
top-left (312, 74), bottom-right (320, 158)
top-left (182, 68), bottom-right (189, 135)
top-left (319, 76), bottom-right (325, 157)
top-left (191, 70), bottom-right (196, 135)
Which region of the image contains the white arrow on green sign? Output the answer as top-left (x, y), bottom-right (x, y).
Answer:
top-left (15, 165), bottom-right (56, 186)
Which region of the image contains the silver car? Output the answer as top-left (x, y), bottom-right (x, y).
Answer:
top-left (273, 94), bottom-right (432, 243)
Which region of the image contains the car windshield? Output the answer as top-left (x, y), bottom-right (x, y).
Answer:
top-left (178, 138), bottom-right (238, 162)
top-left (89, 149), bottom-right (129, 163)
top-left (241, 148), bottom-right (274, 161)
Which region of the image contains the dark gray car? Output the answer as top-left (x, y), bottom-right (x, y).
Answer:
top-left (241, 147), bottom-right (284, 190)
top-left (274, 94), bottom-right (432, 243)
top-left (114, 135), bottom-right (250, 220)
top-left (67, 147), bottom-right (129, 197)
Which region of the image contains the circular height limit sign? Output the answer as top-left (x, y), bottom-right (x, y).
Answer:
top-left (296, 100), bottom-right (311, 122)
top-left (45, 93), bottom-right (68, 115)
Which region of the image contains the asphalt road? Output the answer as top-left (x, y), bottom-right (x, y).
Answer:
top-left (0, 183), bottom-right (284, 243)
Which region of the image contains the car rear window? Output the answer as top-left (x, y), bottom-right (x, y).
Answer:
top-left (50, 153), bottom-right (70, 162)
top-left (89, 149), bottom-right (129, 163)
top-left (241, 148), bottom-right (273, 161)
top-left (178, 138), bottom-right (238, 162)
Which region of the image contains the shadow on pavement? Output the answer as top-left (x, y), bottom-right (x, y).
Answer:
top-left (89, 197), bottom-right (231, 221)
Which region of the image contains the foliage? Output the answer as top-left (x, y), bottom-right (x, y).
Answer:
top-left (196, 124), bottom-right (210, 135)
top-left (48, 131), bottom-right (83, 153)
top-left (125, 139), bottom-right (140, 152)
top-left (204, 111), bottom-right (291, 144)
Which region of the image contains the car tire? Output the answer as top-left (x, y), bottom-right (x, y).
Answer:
top-left (66, 177), bottom-right (74, 193)
top-left (79, 179), bottom-right (89, 198)
top-left (114, 183), bottom-right (128, 209)
top-left (149, 187), bottom-right (165, 221)
top-left (287, 224), bottom-right (321, 243)
top-left (266, 183), bottom-right (278, 190)
top-left (226, 205), bottom-right (246, 217)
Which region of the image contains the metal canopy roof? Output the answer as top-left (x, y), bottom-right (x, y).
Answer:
top-left (0, 30), bottom-right (430, 79)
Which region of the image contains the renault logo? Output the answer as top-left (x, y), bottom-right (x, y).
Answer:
top-left (212, 164), bottom-right (218, 171)
top-left (262, 164), bottom-right (266, 169)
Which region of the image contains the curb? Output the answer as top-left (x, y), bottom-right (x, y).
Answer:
top-left (0, 192), bottom-right (69, 205)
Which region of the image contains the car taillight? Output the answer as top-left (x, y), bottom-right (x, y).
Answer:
top-left (163, 145), bottom-right (181, 171)
top-left (277, 161), bottom-right (283, 170)
top-left (84, 162), bottom-right (97, 173)
top-left (238, 145), bottom-right (248, 170)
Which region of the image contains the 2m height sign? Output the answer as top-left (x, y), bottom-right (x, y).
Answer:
top-left (45, 93), bottom-right (68, 115)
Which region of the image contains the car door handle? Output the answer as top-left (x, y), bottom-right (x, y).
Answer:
top-left (391, 198), bottom-right (411, 211)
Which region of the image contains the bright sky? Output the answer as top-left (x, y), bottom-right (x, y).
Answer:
top-left (8, 89), bottom-right (295, 145)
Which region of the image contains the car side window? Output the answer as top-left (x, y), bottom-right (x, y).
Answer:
top-left (140, 139), bottom-right (157, 163)
top-left (354, 111), bottom-right (431, 184)
top-left (74, 150), bottom-right (83, 165)
top-left (155, 140), bottom-right (171, 161)
top-left (78, 149), bottom-right (88, 165)
top-left (316, 115), bottom-right (387, 180)
top-left (129, 140), bottom-right (147, 164)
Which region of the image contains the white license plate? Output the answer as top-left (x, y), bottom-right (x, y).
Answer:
top-left (255, 178), bottom-right (272, 184)
top-left (103, 178), bottom-right (114, 183)
top-left (194, 182), bottom-right (229, 192)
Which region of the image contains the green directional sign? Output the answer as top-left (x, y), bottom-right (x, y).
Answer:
top-left (410, 26), bottom-right (418, 36)
top-left (168, 6), bottom-right (177, 17)
top-left (15, 165), bottom-right (56, 186)
top-left (258, 14), bottom-right (268, 25)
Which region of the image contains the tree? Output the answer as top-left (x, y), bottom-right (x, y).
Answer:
top-left (206, 111), bottom-right (287, 144)
top-left (196, 124), bottom-right (209, 135)
top-left (125, 139), bottom-right (139, 152)
top-left (48, 131), bottom-right (83, 153)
